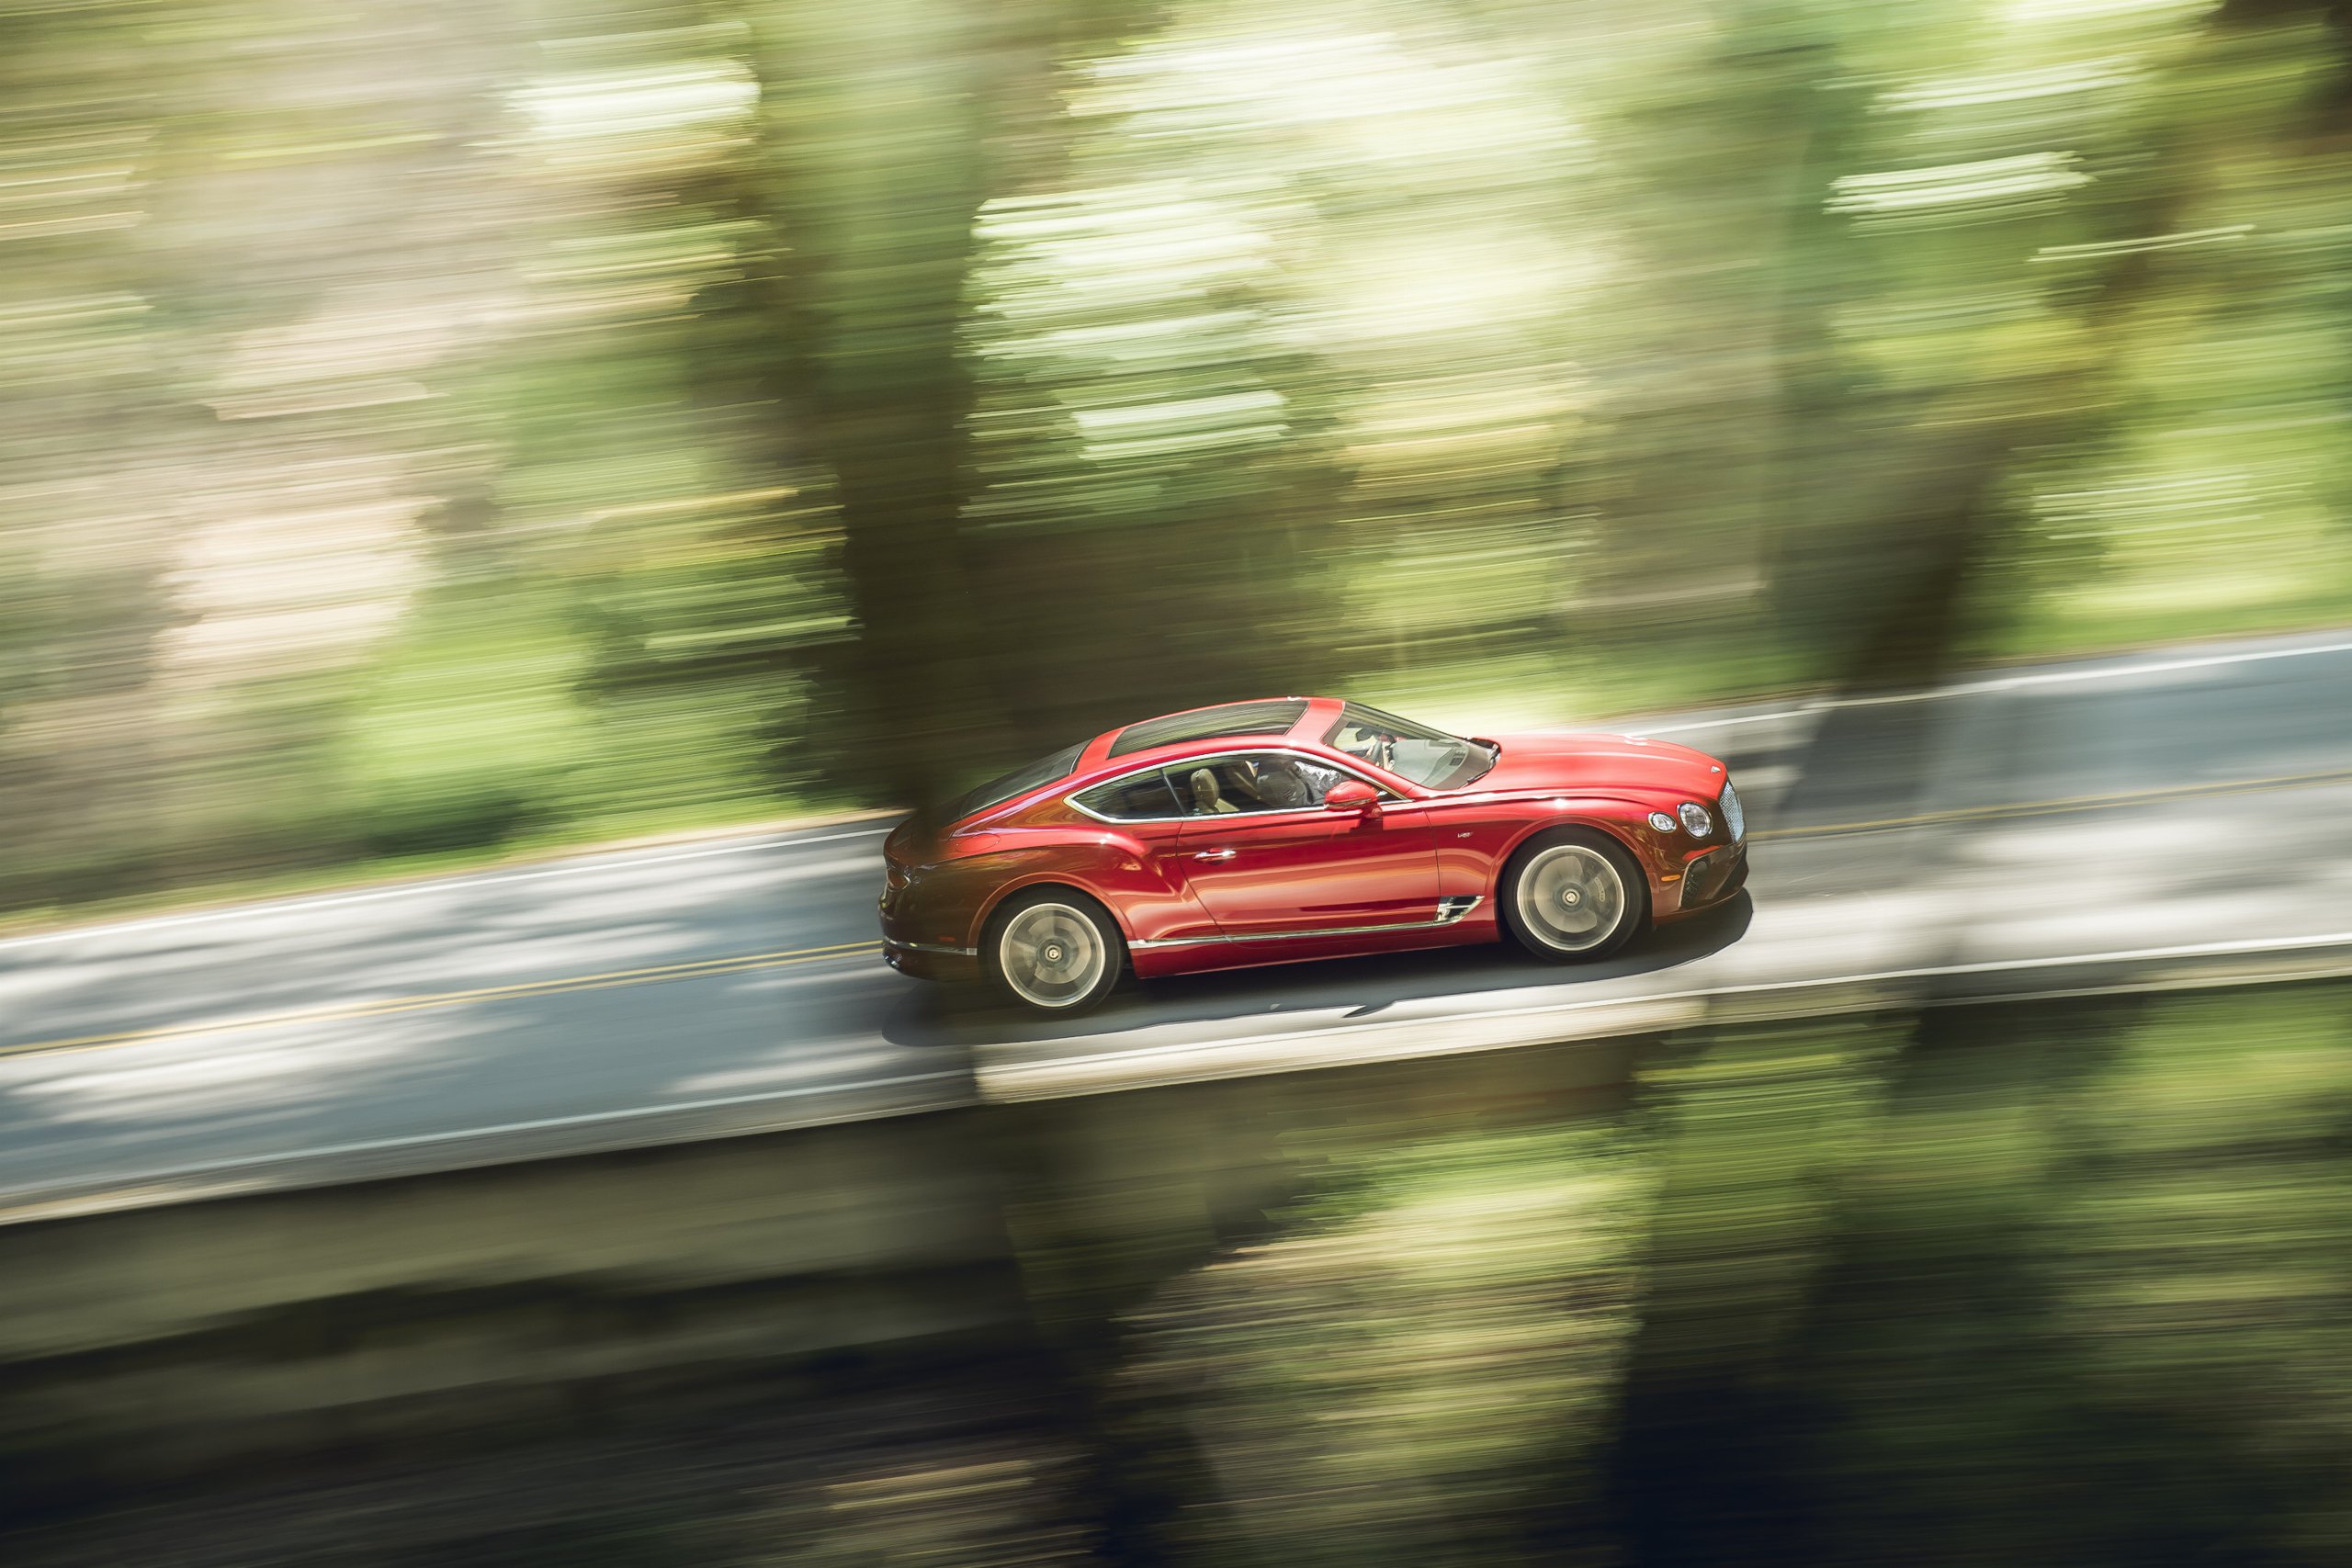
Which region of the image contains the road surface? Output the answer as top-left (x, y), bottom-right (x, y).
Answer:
top-left (4, 628), bottom-right (2349, 1218)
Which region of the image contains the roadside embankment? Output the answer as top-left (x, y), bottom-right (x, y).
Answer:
top-left (7, 958), bottom-right (2349, 1562)
top-left (0, 1027), bottom-right (1637, 1523)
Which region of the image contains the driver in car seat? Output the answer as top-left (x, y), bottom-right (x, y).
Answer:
top-left (1251, 759), bottom-right (1311, 809)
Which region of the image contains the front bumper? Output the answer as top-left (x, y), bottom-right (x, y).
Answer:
top-left (1668, 841), bottom-right (1748, 916)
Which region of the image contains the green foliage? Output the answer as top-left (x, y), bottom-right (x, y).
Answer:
top-left (1126, 1125), bottom-right (1653, 1568)
top-left (1109, 986), bottom-right (2352, 1568)
top-left (4, 0), bottom-right (2352, 910)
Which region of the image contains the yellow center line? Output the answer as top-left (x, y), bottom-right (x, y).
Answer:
top-left (0, 940), bottom-right (882, 1061)
top-left (1753, 766), bottom-right (2352, 841)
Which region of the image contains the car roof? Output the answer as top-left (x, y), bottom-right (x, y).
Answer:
top-left (1082, 697), bottom-right (1334, 769)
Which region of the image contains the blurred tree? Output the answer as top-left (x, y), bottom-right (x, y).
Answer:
top-left (0, 0), bottom-right (191, 902)
top-left (2042, 990), bottom-right (2352, 1565)
top-left (738, 0), bottom-right (1355, 807)
top-left (1584, 1019), bottom-right (1894, 1567)
top-left (4, 0), bottom-right (2352, 909)
top-left (957, 142), bottom-right (1353, 749)
top-left (735, 0), bottom-right (1012, 814)
top-left (1128, 1127), bottom-right (1648, 1568)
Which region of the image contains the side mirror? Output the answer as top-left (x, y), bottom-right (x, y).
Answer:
top-left (1325, 778), bottom-right (1380, 814)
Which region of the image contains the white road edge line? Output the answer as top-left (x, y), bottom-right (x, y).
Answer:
top-left (1611, 635), bottom-right (2352, 737)
top-left (12, 930), bottom-right (2350, 1211)
top-left (0, 1069), bottom-right (972, 1207)
top-left (984, 928), bottom-right (2352, 1083)
top-left (0, 827), bottom-right (894, 953)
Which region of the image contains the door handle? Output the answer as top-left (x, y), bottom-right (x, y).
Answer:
top-left (1192, 849), bottom-right (1237, 861)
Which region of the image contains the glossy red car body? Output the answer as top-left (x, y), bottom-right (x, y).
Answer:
top-left (879, 696), bottom-right (1746, 990)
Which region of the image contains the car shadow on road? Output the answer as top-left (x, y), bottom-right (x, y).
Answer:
top-left (883, 892), bottom-right (1754, 1051)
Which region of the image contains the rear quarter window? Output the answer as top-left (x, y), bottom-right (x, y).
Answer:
top-left (947, 741), bottom-right (1086, 822)
top-left (1073, 770), bottom-right (1183, 820)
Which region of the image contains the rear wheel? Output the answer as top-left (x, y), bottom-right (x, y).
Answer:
top-left (983, 889), bottom-right (1125, 1015)
top-left (1499, 829), bottom-right (1646, 963)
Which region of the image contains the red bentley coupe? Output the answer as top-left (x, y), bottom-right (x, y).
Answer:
top-left (879, 697), bottom-right (1747, 1014)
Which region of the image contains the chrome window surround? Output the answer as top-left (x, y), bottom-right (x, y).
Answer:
top-left (1131, 896), bottom-right (1484, 951)
top-left (1066, 747), bottom-right (1405, 826)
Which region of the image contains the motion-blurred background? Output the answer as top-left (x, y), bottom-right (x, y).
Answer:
top-left (7, 0), bottom-right (2352, 1564)
top-left (8, 0), bottom-right (2351, 908)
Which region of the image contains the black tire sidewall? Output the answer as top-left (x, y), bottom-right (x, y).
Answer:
top-left (981, 887), bottom-right (1125, 1015)
top-left (1498, 828), bottom-right (1648, 964)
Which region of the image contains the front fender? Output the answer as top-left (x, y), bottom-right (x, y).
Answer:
top-left (1489, 795), bottom-right (1690, 915)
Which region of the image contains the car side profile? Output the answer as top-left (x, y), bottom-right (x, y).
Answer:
top-left (879, 697), bottom-right (1747, 1014)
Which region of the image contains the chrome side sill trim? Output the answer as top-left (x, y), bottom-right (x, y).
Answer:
top-left (884, 939), bottom-right (978, 957)
top-left (1133, 897), bottom-right (1486, 952)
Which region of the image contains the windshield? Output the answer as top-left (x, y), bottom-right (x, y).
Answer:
top-left (1324, 703), bottom-right (1496, 790)
top-left (944, 741), bottom-right (1085, 823)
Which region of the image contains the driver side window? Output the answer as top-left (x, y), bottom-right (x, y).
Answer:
top-left (1179, 754), bottom-right (1345, 815)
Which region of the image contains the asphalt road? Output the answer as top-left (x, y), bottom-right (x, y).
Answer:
top-left (4, 628), bottom-right (2350, 1216)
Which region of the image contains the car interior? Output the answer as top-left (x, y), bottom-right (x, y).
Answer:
top-left (1079, 755), bottom-right (1352, 820)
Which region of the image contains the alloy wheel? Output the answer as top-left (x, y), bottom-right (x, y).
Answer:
top-left (998, 902), bottom-right (1108, 1010)
top-left (1514, 843), bottom-right (1627, 953)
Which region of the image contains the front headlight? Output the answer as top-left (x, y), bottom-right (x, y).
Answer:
top-left (1678, 801), bottom-right (1715, 838)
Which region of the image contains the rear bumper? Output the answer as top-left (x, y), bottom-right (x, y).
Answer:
top-left (879, 931), bottom-right (979, 982)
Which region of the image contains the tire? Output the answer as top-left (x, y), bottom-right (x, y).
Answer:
top-left (1498, 828), bottom-right (1647, 964)
top-left (981, 888), bottom-right (1125, 1016)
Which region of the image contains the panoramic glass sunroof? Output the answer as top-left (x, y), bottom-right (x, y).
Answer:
top-left (1106, 699), bottom-right (1308, 758)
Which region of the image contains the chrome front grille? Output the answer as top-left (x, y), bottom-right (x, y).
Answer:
top-left (1719, 779), bottom-right (1745, 842)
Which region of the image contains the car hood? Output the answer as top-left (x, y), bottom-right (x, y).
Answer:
top-left (1468, 732), bottom-right (1727, 799)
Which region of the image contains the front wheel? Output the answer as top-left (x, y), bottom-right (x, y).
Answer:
top-left (1499, 829), bottom-right (1646, 964)
top-left (982, 889), bottom-right (1125, 1015)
